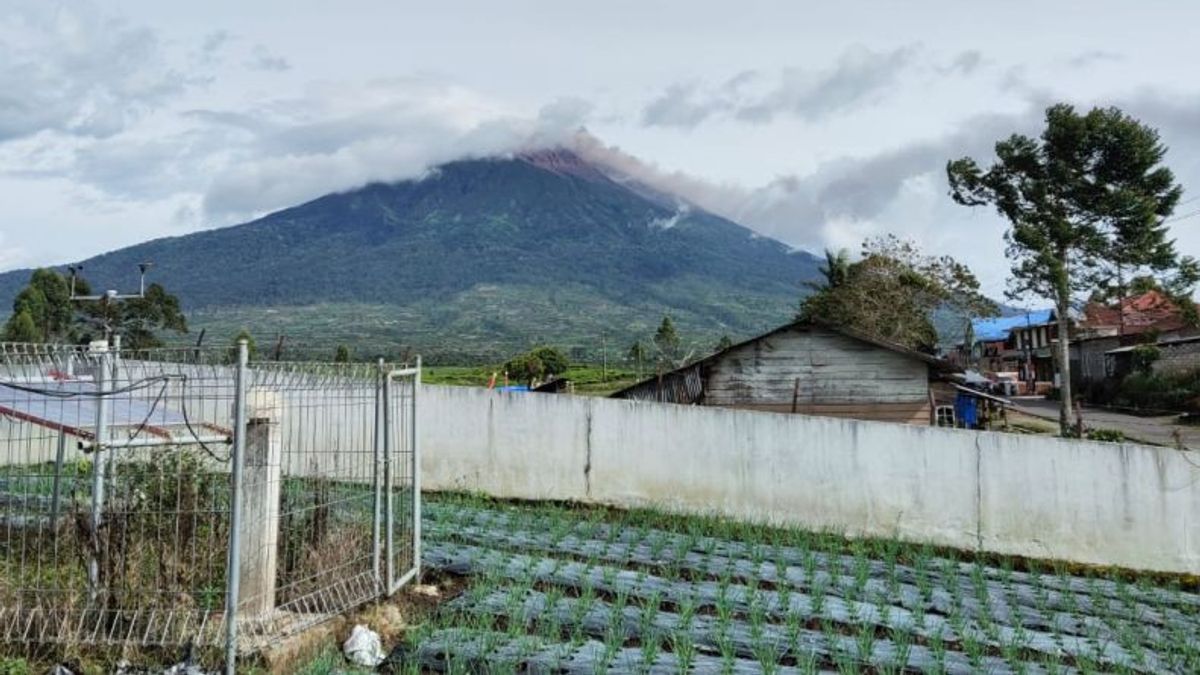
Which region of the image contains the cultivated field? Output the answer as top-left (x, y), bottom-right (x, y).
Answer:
top-left (395, 495), bottom-right (1200, 674)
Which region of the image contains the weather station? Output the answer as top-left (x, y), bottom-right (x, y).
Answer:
top-left (67, 261), bottom-right (154, 349)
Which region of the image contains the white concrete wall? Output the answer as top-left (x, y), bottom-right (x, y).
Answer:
top-left (419, 384), bottom-right (1200, 574)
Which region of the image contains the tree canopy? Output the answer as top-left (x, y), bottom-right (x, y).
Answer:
top-left (947, 103), bottom-right (1196, 432)
top-left (800, 236), bottom-right (996, 352)
top-left (3, 269), bottom-right (187, 349)
top-left (228, 329), bottom-right (257, 362)
top-left (502, 345), bottom-right (570, 386)
top-left (652, 316), bottom-right (682, 369)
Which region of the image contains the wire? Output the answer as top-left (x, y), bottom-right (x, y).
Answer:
top-left (109, 379), bottom-right (169, 451)
top-left (0, 375), bottom-right (172, 398)
top-left (1163, 208), bottom-right (1200, 224)
top-left (178, 375), bottom-right (231, 463)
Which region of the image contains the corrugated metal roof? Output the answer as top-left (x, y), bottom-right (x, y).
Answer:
top-left (971, 310), bottom-right (1054, 342)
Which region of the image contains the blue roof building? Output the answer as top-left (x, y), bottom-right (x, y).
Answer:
top-left (970, 310), bottom-right (1054, 343)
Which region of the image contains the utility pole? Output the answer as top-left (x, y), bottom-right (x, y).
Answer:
top-left (601, 332), bottom-right (608, 383)
top-left (1024, 308), bottom-right (1034, 394)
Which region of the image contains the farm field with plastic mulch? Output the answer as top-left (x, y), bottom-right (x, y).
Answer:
top-left (380, 494), bottom-right (1200, 674)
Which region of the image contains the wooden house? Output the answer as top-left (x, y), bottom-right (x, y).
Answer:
top-left (610, 319), bottom-right (957, 425)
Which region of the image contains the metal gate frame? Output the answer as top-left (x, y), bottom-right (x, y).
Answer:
top-left (223, 346), bottom-right (421, 671)
top-left (383, 359), bottom-right (421, 595)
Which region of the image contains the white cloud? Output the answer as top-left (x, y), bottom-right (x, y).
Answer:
top-left (0, 3), bottom-right (197, 142)
top-left (246, 44), bottom-right (290, 72)
top-left (199, 84), bottom-right (594, 220)
top-left (641, 45), bottom-right (920, 128)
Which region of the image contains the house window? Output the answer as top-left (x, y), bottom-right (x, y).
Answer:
top-left (935, 406), bottom-right (956, 427)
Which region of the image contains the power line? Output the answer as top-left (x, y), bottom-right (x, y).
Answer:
top-left (1163, 208), bottom-right (1200, 224)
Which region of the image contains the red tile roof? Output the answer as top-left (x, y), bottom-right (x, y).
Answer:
top-left (1081, 290), bottom-right (1195, 336)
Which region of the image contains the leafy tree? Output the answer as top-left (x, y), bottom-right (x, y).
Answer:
top-left (653, 316), bottom-right (681, 369)
top-left (228, 329), bottom-right (257, 362)
top-left (627, 341), bottom-right (647, 379)
top-left (947, 103), bottom-right (1197, 433)
top-left (4, 268), bottom-right (187, 349)
top-left (503, 352), bottom-right (544, 387)
top-left (111, 283), bottom-right (188, 349)
top-left (529, 346), bottom-right (569, 376)
top-left (501, 345), bottom-right (569, 386)
top-left (4, 309), bottom-right (39, 342)
top-left (800, 236), bottom-right (996, 351)
top-left (334, 344), bottom-right (351, 363)
top-left (1131, 344), bottom-right (1161, 375)
top-left (714, 335), bottom-right (734, 352)
top-left (810, 248), bottom-right (851, 291)
top-left (3, 268), bottom-right (74, 342)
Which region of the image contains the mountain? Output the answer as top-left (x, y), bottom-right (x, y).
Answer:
top-left (0, 149), bottom-right (823, 362)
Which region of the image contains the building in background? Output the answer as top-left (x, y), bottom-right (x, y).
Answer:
top-left (955, 310), bottom-right (1059, 393)
top-left (1072, 290), bottom-right (1200, 384)
top-left (610, 319), bottom-right (958, 425)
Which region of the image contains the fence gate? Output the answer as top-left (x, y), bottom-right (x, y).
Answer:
top-left (0, 342), bottom-right (421, 671)
top-left (384, 364), bottom-right (421, 595)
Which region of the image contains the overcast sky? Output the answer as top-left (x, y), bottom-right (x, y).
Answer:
top-left (2, 0), bottom-right (1199, 299)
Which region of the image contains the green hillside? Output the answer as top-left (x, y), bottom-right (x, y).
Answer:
top-left (0, 149), bottom-right (822, 360)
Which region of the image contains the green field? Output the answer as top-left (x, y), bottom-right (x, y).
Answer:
top-left (424, 364), bottom-right (642, 396)
top-left (8, 492), bottom-right (1197, 673)
top-left (396, 494), bottom-right (1200, 673)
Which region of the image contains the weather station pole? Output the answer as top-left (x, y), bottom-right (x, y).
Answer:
top-left (69, 263), bottom-right (152, 598)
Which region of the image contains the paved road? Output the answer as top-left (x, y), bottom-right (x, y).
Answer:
top-left (1011, 397), bottom-right (1200, 448)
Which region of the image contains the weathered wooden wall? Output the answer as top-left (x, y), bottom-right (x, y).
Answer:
top-left (704, 326), bottom-right (931, 424)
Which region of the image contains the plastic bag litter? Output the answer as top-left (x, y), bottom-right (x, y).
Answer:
top-left (343, 623), bottom-right (387, 667)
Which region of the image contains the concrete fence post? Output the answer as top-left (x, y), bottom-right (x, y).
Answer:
top-left (237, 387), bottom-right (282, 618)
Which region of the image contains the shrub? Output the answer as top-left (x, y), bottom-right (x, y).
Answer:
top-left (1086, 428), bottom-right (1125, 443)
top-left (1131, 344), bottom-right (1161, 374)
top-left (502, 346), bottom-right (570, 385)
top-left (0, 658), bottom-right (30, 675)
top-left (1115, 368), bottom-right (1200, 413)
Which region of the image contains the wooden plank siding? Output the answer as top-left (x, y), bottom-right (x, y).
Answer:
top-left (611, 323), bottom-right (940, 425)
top-left (727, 402), bottom-right (932, 425)
top-left (704, 327), bottom-right (929, 407)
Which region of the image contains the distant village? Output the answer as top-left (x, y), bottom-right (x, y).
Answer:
top-left (576, 289), bottom-right (1200, 443)
top-left (950, 289), bottom-right (1199, 395)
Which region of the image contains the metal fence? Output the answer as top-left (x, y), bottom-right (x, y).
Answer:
top-left (0, 341), bottom-right (420, 669)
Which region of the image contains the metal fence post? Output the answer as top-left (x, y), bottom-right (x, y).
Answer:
top-left (87, 348), bottom-right (111, 597)
top-left (224, 339), bottom-right (248, 675)
top-left (372, 358), bottom-right (384, 589)
top-left (383, 368), bottom-right (394, 592)
top-left (412, 356), bottom-right (421, 581)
